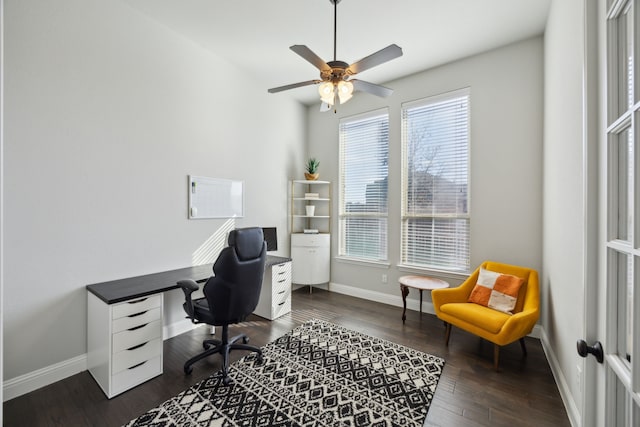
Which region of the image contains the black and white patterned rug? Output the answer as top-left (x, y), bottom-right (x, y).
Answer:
top-left (125, 319), bottom-right (445, 427)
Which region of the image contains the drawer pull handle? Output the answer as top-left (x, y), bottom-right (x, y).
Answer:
top-left (277, 271), bottom-right (286, 275)
top-left (127, 341), bottom-right (148, 351)
top-left (278, 290), bottom-right (285, 294)
top-left (278, 279), bottom-right (286, 284)
top-left (128, 323), bottom-right (148, 331)
top-left (128, 361), bottom-right (147, 370)
top-left (128, 311), bottom-right (148, 318)
top-left (278, 302), bottom-right (286, 306)
top-left (128, 298), bottom-right (148, 304)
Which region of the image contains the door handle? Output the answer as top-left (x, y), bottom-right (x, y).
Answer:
top-left (577, 339), bottom-right (604, 364)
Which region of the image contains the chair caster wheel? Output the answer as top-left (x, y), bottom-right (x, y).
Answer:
top-left (243, 336), bottom-right (249, 344)
top-left (257, 355), bottom-right (264, 364)
top-left (222, 376), bottom-right (233, 385)
top-left (184, 365), bottom-right (193, 375)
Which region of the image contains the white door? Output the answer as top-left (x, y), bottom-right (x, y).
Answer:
top-left (589, 0), bottom-right (640, 425)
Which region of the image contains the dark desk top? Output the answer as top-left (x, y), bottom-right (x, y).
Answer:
top-left (87, 255), bottom-right (291, 304)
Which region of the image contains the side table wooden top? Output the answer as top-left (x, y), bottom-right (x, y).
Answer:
top-left (399, 275), bottom-right (449, 291)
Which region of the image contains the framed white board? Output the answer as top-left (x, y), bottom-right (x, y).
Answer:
top-left (188, 175), bottom-right (244, 219)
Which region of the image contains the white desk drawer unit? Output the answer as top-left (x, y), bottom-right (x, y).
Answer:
top-left (86, 258), bottom-right (290, 398)
top-left (87, 293), bottom-right (163, 398)
top-left (254, 261), bottom-right (292, 320)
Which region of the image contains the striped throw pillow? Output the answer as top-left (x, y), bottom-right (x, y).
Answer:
top-left (468, 268), bottom-right (524, 314)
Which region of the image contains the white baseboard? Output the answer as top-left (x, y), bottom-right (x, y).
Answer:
top-left (3, 354), bottom-right (87, 402)
top-left (329, 280), bottom-right (437, 315)
top-left (328, 281), bottom-right (542, 339)
top-left (1, 284), bottom-right (546, 403)
top-left (540, 328), bottom-right (580, 427)
top-left (3, 319), bottom-right (205, 403)
top-left (163, 318), bottom-right (206, 340)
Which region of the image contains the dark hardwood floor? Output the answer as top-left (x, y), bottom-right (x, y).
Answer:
top-left (3, 288), bottom-right (570, 427)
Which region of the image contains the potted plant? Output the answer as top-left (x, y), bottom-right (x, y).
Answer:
top-left (304, 158), bottom-right (320, 180)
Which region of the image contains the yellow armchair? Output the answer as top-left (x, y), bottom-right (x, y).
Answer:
top-left (431, 261), bottom-right (540, 370)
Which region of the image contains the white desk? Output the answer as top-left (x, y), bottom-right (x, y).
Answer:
top-left (86, 256), bottom-right (291, 398)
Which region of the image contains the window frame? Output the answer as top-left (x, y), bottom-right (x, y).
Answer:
top-left (338, 108), bottom-right (390, 263)
top-left (399, 88), bottom-right (471, 273)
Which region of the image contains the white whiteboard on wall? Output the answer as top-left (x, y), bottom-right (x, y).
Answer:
top-left (188, 175), bottom-right (244, 219)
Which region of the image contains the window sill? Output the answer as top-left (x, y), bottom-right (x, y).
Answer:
top-left (335, 256), bottom-right (391, 269)
top-left (396, 264), bottom-right (469, 282)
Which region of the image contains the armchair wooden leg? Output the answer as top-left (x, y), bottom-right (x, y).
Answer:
top-left (494, 345), bottom-right (500, 371)
top-left (519, 337), bottom-right (528, 357)
top-left (444, 322), bottom-right (452, 346)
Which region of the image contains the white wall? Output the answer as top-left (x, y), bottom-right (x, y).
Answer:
top-left (0, 0), bottom-right (4, 410)
top-left (543, 0), bottom-right (587, 424)
top-left (307, 37), bottom-right (543, 300)
top-left (3, 0), bottom-right (305, 382)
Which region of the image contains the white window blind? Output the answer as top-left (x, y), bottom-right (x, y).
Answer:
top-left (339, 109), bottom-right (389, 261)
top-left (401, 89), bottom-right (470, 272)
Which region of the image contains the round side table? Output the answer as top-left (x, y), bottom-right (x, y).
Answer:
top-left (399, 275), bottom-right (449, 324)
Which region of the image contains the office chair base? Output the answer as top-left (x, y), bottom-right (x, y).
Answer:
top-left (184, 327), bottom-right (263, 383)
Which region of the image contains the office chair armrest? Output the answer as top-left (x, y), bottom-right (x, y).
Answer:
top-left (178, 279), bottom-right (200, 322)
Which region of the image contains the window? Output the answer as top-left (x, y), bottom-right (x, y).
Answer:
top-left (339, 109), bottom-right (389, 261)
top-left (401, 88), bottom-right (470, 272)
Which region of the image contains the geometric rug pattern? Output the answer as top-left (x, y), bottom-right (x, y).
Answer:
top-left (124, 319), bottom-right (445, 427)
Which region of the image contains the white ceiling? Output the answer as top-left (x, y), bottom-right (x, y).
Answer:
top-left (123, 0), bottom-right (551, 105)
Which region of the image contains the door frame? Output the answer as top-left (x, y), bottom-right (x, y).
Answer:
top-left (581, 0), bottom-right (603, 425)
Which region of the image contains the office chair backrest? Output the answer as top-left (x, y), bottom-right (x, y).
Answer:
top-left (204, 227), bottom-right (267, 325)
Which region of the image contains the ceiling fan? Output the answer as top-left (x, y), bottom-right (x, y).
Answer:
top-left (267, 0), bottom-right (403, 112)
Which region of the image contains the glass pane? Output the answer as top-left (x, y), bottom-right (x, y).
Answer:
top-left (615, 375), bottom-right (627, 426)
top-left (401, 89), bottom-right (470, 272)
top-left (340, 116), bottom-right (389, 215)
top-left (339, 217), bottom-right (387, 260)
top-left (622, 3), bottom-right (633, 110)
top-left (402, 218), bottom-right (469, 271)
top-left (339, 111), bottom-right (389, 261)
top-left (615, 4), bottom-right (633, 116)
top-left (608, 3), bottom-right (634, 123)
top-left (609, 127), bottom-right (633, 241)
top-left (635, 0), bottom-right (639, 105)
top-left (606, 369), bottom-right (640, 426)
top-left (404, 96), bottom-right (469, 216)
top-left (612, 250), bottom-right (633, 365)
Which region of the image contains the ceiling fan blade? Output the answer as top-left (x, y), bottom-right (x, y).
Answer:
top-left (351, 79), bottom-right (394, 98)
top-left (347, 44), bottom-right (403, 75)
top-left (290, 45), bottom-right (331, 71)
top-left (268, 80), bottom-right (321, 93)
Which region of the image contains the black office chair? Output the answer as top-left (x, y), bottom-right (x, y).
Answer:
top-left (178, 227), bottom-right (267, 384)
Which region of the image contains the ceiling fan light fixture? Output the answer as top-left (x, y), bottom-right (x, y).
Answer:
top-left (337, 80), bottom-right (353, 104)
top-left (267, 0), bottom-right (402, 113)
top-left (318, 81), bottom-right (335, 105)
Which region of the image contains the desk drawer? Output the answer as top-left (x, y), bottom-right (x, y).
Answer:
top-left (112, 295), bottom-right (161, 319)
top-left (111, 355), bottom-right (162, 397)
top-left (112, 320), bottom-right (162, 354)
top-left (273, 286), bottom-right (290, 305)
top-left (271, 297), bottom-right (291, 320)
top-left (112, 337), bottom-right (162, 374)
top-left (272, 262), bottom-right (291, 276)
top-left (112, 307), bottom-right (161, 333)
